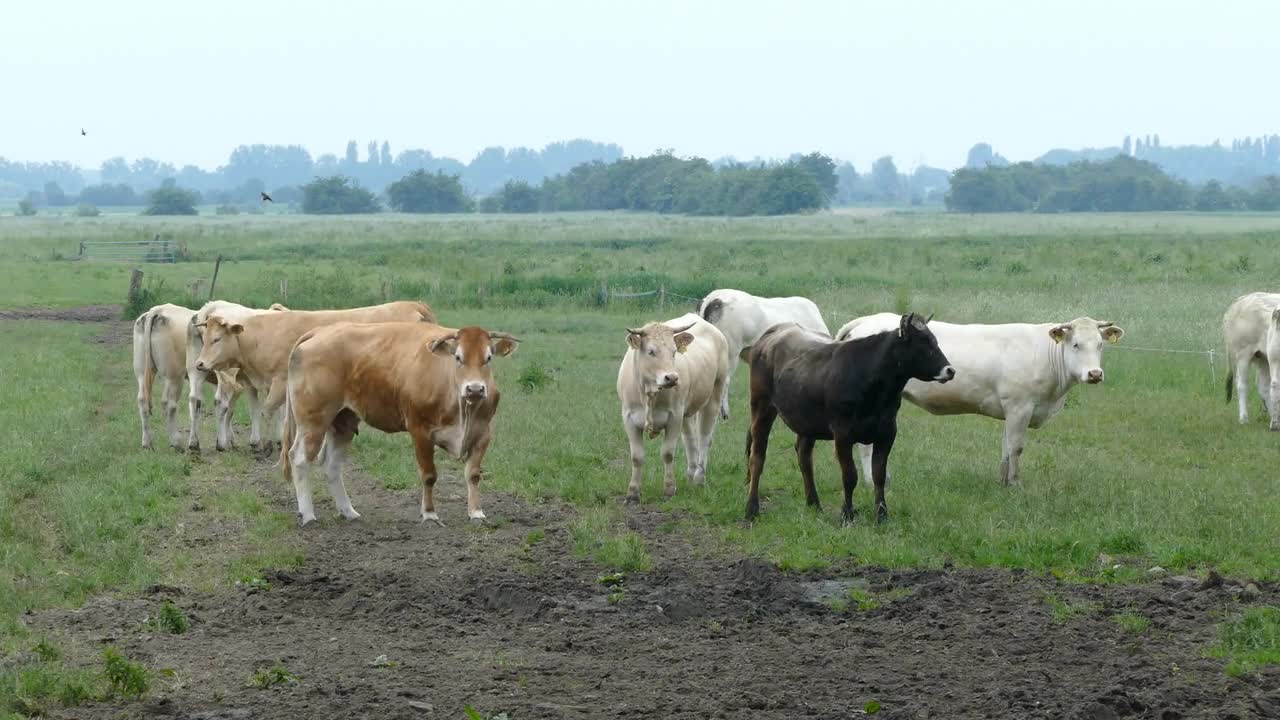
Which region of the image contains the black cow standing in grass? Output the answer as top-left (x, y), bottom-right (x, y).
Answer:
top-left (744, 313), bottom-right (955, 523)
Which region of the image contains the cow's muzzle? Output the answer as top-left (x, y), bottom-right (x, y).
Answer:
top-left (935, 366), bottom-right (956, 383)
top-left (463, 382), bottom-right (487, 402)
top-left (1086, 369), bottom-right (1104, 384)
top-left (195, 361), bottom-right (209, 372)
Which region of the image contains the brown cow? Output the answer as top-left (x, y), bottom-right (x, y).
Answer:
top-left (193, 301), bottom-right (434, 450)
top-left (280, 322), bottom-right (518, 525)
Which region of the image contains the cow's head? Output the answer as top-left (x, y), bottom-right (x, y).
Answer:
top-left (627, 320), bottom-right (696, 394)
top-left (897, 313), bottom-right (955, 384)
top-left (429, 327), bottom-right (519, 404)
top-left (1049, 317), bottom-right (1124, 384)
top-left (193, 315), bottom-right (244, 372)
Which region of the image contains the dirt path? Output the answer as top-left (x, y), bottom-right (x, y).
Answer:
top-left (29, 448), bottom-right (1280, 720)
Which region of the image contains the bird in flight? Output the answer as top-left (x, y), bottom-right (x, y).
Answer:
top-left (80, 128), bottom-right (87, 136)
top-left (260, 192), bottom-right (273, 203)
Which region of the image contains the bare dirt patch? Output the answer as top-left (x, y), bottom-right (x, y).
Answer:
top-left (0, 304), bottom-right (123, 322)
top-left (28, 449), bottom-right (1280, 720)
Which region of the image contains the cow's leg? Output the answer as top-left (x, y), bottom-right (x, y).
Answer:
top-left (835, 436), bottom-right (859, 524)
top-left (856, 443), bottom-right (874, 490)
top-left (1268, 360), bottom-right (1280, 431)
top-left (796, 435), bottom-right (820, 510)
top-left (136, 373), bottom-right (153, 450)
top-left (287, 426), bottom-right (326, 526)
top-left (215, 395), bottom-right (234, 450)
top-left (870, 436), bottom-right (894, 523)
top-left (720, 353), bottom-right (740, 420)
top-left (744, 402), bottom-right (778, 520)
top-left (245, 384), bottom-right (263, 445)
top-left (186, 369), bottom-right (204, 450)
top-left (694, 401), bottom-right (720, 485)
top-left (163, 376), bottom-right (183, 447)
top-left (412, 433), bottom-right (444, 525)
top-left (623, 416), bottom-right (646, 504)
top-left (257, 379), bottom-right (287, 455)
top-left (1000, 407), bottom-right (1033, 486)
top-left (463, 434), bottom-right (491, 521)
top-left (323, 427), bottom-right (360, 521)
top-left (681, 416), bottom-right (701, 484)
top-left (1235, 355), bottom-right (1252, 424)
top-left (660, 418), bottom-right (682, 498)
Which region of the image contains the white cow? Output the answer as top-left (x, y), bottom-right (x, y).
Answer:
top-left (133, 304), bottom-right (197, 449)
top-left (837, 313), bottom-right (1124, 485)
top-left (697, 288), bottom-right (830, 419)
top-left (1223, 292), bottom-right (1280, 429)
top-left (617, 313), bottom-right (729, 503)
top-left (185, 300), bottom-right (288, 451)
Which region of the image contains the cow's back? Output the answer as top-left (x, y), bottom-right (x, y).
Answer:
top-left (760, 296), bottom-right (830, 337)
top-left (1224, 292), bottom-right (1280, 356)
top-left (244, 302), bottom-right (432, 378)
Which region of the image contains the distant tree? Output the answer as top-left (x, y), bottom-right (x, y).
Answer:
top-left (43, 182), bottom-right (68, 206)
top-left (495, 180), bottom-right (539, 212)
top-left (946, 156), bottom-right (1188, 213)
top-left (387, 170), bottom-right (474, 213)
top-left (143, 179), bottom-right (199, 215)
top-left (792, 152), bottom-right (838, 199)
top-left (79, 183), bottom-right (138, 206)
top-left (17, 198), bottom-right (35, 216)
top-left (1122, 135), bottom-right (1132, 156)
top-left (1248, 176), bottom-right (1280, 211)
top-left (344, 141), bottom-right (359, 167)
top-left (367, 140), bottom-right (379, 166)
top-left (1194, 180), bottom-right (1232, 211)
top-left (380, 141), bottom-right (392, 167)
top-left (268, 185), bottom-right (304, 206)
top-left (966, 143), bottom-right (994, 168)
top-left (834, 162), bottom-right (860, 204)
top-left (302, 176), bottom-right (380, 214)
top-left (75, 203), bottom-right (100, 217)
top-left (1153, 134), bottom-right (1161, 149)
top-left (871, 156), bottom-right (900, 200)
top-left (478, 195), bottom-right (503, 213)
top-left (756, 163), bottom-right (827, 214)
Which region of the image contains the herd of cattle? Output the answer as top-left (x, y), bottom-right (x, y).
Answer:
top-left (132, 288), bottom-right (1280, 524)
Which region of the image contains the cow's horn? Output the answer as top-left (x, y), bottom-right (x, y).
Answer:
top-left (192, 321), bottom-right (207, 328)
top-left (489, 331), bottom-right (521, 342)
top-left (626, 327), bottom-right (645, 336)
top-left (924, 312), bottom-right (935, 323)
top-left (669, 321), bottom-right (696, 334)
top-left (1096, 320), bottom-right (1114, 328)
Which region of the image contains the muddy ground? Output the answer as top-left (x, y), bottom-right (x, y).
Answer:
top-left (24, 453), bottom-right (1278, 720)
top-left (12, 306), bottom-right (1280, 719)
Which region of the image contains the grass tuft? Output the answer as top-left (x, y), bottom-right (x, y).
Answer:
top-left (1210, 606), bottom-right (1280, 676)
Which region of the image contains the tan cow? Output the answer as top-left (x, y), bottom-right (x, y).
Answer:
top-left (1223, 291), bottom-right (1280, 428)
top-left (194, 301), bottom-right (435, 451)
top-left (186, 300), bottom-right (289, 451)
top-left (133, 303), bottom-right (196, 448)
top-left (281, 322), bottom-right (518, 525)
top-left (616, 312), bottom-right (729, 503)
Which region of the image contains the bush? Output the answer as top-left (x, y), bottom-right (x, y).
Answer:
top-left (143, 180), bottom-right (199, 215)
top-left (101, 648), bottom-right (149, 700)
top-left (78, 183), bottom-right (138, 206)
top-left (16, 198), bottom-right (35, 216)
top-left (387, 170), bottom-right (474, 213)
top-left (215, 204), bottom-right (240, 215)
top-left (75, 203), bottom-right (100, 217)
top-left (301, 176), bottom-right (380, 214)
top-left (498, 180), bottom-right (540, 213)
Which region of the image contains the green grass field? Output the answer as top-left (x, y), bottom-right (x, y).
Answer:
top-left (2, 210), bottom-right (1279, 712)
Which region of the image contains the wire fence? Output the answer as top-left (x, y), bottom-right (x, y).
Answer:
top-left (610, 286), bottom-right (1224, 383)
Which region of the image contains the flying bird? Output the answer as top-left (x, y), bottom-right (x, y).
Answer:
top-left (80, 128), bottom-right (87, 136)
top-left (260, 192), bottom-right (273, 203)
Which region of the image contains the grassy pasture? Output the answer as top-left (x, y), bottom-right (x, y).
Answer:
top-left (1, 211), bottom-right (1279, 710)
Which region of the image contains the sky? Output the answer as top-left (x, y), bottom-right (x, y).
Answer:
top-left (3, 0), bottom-right (1277, 172)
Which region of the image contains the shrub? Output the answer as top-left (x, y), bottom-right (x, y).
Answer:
top-left (302, 176), bottom-right (380, 214)
top-left (75, 203), bottom-right (100, 217)
top-left (17, 198), bottom-right (36, 216)
top-left (101, 648), bottom-right (150, 700)
top-left (143, 180), bottom-right (199, 215)
top-left (387, 170), bottom-right (474, 213)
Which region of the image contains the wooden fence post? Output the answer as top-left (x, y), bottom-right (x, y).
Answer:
top-left (279, 278), bottom-right (288, 304)
top-left (381, 280), bottom-right (388, 302)
top-left (128, 269), bottom-right (144, 307)
top-left (658, 285), bottom-right (666, 313)
top-left (78, 240), bottom-right (85, 259)
top-left (208, 255), bottom-right (223, 301)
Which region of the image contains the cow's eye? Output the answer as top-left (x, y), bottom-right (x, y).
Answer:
top-left (647, 348), bottom-right (656, 357)
top-left (484, 354), bottom-right (492, 365)
top-left (1072, 343), bottom-right (1079, 349)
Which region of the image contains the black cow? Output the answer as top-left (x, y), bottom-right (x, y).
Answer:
top-left (744, 313), bottom-right (954, 523)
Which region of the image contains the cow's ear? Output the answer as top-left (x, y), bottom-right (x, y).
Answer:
top-left (1048, 324), bottom-right (1070, 344)
top-left (228, 322), bottom-right (245, 336)
top-left (490, 334), bottom-right (519, 357)
top-left (674, 332), bottom-right (695, 353)
top-left (627, 332), bottom-right (644, 350)
top-left (1100, 325), bottom-right (1124, 343)
top-left (429, 334), bottom-right (459, 356)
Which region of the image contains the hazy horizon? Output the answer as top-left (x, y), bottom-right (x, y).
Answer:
top-left (4, 0), bottom-right (1277, 172)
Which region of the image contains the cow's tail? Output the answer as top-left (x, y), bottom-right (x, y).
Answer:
top-left (140, 309), bottom-right (159, 411)
top-left (1225, 367), bottom-right (1234, 403)
top-left (701, 297), bottom-right (725, 324)
top-left (278, 389), bottom-right (294, 475)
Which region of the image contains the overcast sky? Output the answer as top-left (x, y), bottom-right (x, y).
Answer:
top-left (3, 0), bottom-right (1275, 172)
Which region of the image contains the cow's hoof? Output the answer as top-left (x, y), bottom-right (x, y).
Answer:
top-left (298, 513), bottom-right (317, 527)
top-left (341, 509), bottom-right (362, 521)
top-left (663, 487), bottom-right (676, 499)
top-left (1270, 423), bottom-right (1280, 432)
top-left (623, 494), bottom-right (640, 506)
top-left (468, 510), bottom-right (487, 523)
top-left (420, 512), bottom-right (445, 527)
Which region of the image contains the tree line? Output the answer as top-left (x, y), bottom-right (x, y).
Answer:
top-left (945, 155), bottom-right (1280, 213)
